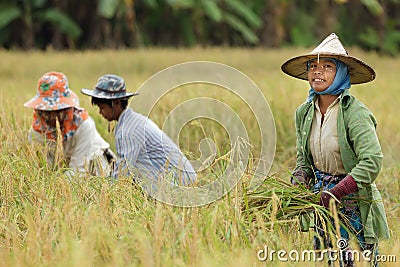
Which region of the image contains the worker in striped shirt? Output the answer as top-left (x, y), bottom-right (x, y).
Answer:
top-left (81, 74), bottom-right (196, 186)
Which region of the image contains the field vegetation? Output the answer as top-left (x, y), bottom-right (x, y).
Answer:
top-left (0, 48), bottom-right (399, 266)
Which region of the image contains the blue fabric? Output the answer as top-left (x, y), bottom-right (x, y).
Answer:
top-left (307, 58), bottom-right (351, 102)
top-left (313, 169), bottom-right (378, 266)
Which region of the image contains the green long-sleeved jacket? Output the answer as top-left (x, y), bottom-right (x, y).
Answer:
top-left (295, 89), bottom-right (389, 243)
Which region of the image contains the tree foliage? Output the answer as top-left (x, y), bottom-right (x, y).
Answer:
top-left (0, 0), bottom-right (399, 55)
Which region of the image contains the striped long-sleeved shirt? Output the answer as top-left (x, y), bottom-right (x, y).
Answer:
top-left (112, 108), bottom-right (196, 185)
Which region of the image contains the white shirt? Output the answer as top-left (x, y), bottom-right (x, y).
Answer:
top-left (310, 97), bottom-right (346, 175)
top-left (29, 117), bottom-right (111, 175)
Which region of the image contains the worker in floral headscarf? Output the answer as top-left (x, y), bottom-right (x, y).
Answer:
top-left (24, 71), bottom-right (115, 176)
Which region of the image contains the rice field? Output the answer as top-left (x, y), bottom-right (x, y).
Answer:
top-left (0, 48), bottom-right (399, 266)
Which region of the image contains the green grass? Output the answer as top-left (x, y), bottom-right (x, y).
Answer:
top-left (0, 48), bottom-right (399, 266)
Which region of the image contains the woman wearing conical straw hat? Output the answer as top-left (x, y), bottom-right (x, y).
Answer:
top-left (24, 71), bottom-right (116, 177)
top-left (282, 33), bottom-right (389, 266)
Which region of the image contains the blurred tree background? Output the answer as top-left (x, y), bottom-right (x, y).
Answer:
top-left (0, 0), bottom-right (399, 55)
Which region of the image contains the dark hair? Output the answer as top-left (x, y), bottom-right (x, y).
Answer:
top-left (91, 97), bottom-right (129, 109)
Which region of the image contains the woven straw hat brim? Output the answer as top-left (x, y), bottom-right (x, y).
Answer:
top-left (81, 88), bottom-right (139, 99)
top-left (281, 52), bottom-right (375, 84)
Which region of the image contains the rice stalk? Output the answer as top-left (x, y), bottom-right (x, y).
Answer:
top-left (243, 175), bottom-right (321, 220)
top-left (54, 117), bottom-right (64, 170)
top-left (242, 174), bottom-right (371, 253)
top-left (242, 175), bottom-right (335, 236)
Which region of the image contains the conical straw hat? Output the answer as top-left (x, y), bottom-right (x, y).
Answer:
top-left (281, 33), bottom-right (375, 84)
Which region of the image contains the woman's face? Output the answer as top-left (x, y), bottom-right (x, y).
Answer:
top-left (37, 109), bottom-right (67, 127)
top-left (307, 59), bottom-right (337, 92)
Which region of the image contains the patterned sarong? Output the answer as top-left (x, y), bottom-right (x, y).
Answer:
top-left (313, 169), bottom-right (378, 267)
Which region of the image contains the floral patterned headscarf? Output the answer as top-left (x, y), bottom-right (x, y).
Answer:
top-left (32, 107), bottom-right (88, 142)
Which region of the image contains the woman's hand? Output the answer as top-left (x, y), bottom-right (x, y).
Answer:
top-left (291, 169), bottom-right (309, 186)
top-left (319, 175), bottom-right (358, 208)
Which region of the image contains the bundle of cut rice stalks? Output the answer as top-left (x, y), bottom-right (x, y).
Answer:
top-left (242, 175), bottom-right (342, 235)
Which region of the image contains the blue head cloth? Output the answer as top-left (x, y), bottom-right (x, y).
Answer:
top-left (307, 58), bottom-right (351, 102)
